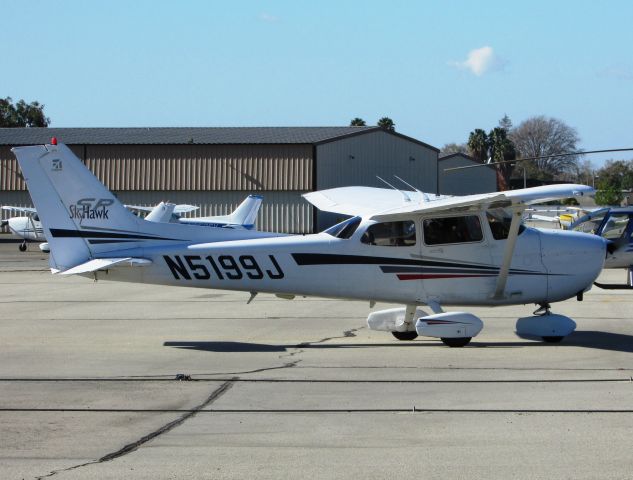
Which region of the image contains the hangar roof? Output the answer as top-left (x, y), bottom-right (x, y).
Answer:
top-left (0, 127), bottom-right (438, 150)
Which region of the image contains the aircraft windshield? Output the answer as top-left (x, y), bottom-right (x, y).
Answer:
top-left (486, 208), bottom-right (525, 240)
top-left (324, 216), bottom-right (361, 239)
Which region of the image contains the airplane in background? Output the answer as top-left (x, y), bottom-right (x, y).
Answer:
top-left (2, 195), bottom-right (263, 252)
top-left (568, 207), bottom-right (633, 289)
top-left (525, 206), bottom-right (599, 229)
top-left (1, 206), bottom-right (45, 251)
top-left (11, 141), bottom-right (607, 347)
top-left (127, 195), bottom-right (263, 229)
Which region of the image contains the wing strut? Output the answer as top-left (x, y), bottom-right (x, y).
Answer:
top-left (493, 207), bottom-right (525, 299)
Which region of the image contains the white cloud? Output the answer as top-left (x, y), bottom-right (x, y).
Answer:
top-left (450, 46), bottom-right (502, 76)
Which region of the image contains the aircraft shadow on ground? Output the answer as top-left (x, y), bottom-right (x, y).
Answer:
top-left (164, 330), bottom-right (633, 354)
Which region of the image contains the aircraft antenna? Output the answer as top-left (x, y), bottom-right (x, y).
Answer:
top-left (376, 176), bottom-right (411, 202)
top-left (393, 175), bottom-right (430, 203)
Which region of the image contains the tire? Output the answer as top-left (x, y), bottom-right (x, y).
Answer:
top-left (392, 331), bottom-right (418, 341)
top-left (19, 243), bottom-right (27, 252)
top-left (542, 336), bottom-right (564, 343)
top-left (441, 337), bottom-right (471, 347)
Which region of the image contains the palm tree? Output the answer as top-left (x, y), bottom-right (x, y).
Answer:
top-left (377, 117), bottom-right (395, 131)
top-left (467, 129), bottom-right (489, 163)
top-left (349, 118), bottom-right (366, 126)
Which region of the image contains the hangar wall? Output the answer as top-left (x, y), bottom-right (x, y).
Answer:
top-left (438, 154), bottom-right (497, 195)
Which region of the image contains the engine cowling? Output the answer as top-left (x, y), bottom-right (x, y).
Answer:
top-left (416, 312), bottom-right (483, 339)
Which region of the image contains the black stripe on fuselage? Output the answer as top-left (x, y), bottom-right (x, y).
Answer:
top-left (292, 253), bottom-right (556, 276)
top-left (49, 228), bottom-right (180, 241)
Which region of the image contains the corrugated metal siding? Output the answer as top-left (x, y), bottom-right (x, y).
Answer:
top-left (84, 144), bottom-right (312, 191)
top-left (315, 130), bottom-right (438, 229)
top-left (316, 130), bottom-right (437, 191)
top-left (0, 190), bottom-right (313, 234)
top-left (0, 146), bottom-right (25, 190)
top-left (438, 157), bottom-right (497, 195)
top-left (114, 190), bottom-right (313, 234)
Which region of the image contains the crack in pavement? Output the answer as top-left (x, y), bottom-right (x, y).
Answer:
top-left (35, 378), bottom-right (236, 480)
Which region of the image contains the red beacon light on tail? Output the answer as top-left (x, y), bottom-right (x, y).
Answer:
top-left (51, 137), bottom-right (58, 145)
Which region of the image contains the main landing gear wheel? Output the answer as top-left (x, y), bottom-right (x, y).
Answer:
top-left (392, 331), bottom-right (418, 341)
top-left (18, 242), bottom-right (27, 252)
top-left (441, 337), bottom-right (472, 348)
top-left (542, 336), bottom-right (564, 343)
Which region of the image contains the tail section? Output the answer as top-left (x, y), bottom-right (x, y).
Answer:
top-left (178, 195), bottom-right (263, 229)
top-left (12, 143), bottom-right (142, 271)
top-left (225, 195), bottom-right (262, 229)
top-left (145, 202), bottom-right (177, 222)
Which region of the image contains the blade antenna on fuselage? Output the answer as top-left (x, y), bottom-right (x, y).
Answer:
top-left (376, 176), bottom-right (411, 202)
top-left (393, 175), bottom-right (430, 203)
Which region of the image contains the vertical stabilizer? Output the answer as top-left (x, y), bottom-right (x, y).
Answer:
top-left (226, 195), bottom-right (263, 228)
top-left (11, 143), bottom-right (141, 271)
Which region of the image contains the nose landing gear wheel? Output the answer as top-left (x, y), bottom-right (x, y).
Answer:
top-left (441, 337), bottom-right (472, 347)
top-left (19, 242), bottom-right (27, 252)
top-left (391, 331), bottom-right (418, 341)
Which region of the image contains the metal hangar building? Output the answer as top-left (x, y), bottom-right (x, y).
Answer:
top-left (0, 126), bottom-right (441, 233)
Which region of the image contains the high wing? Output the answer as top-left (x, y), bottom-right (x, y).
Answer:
top-left (373, 184), bottom-right (594, 220)
top-left (2, 205), bottom-right (37, 215)
top-left (303, 187), bottom-right (444, 217)
top-left (304, 184), bottom-right (594, 221)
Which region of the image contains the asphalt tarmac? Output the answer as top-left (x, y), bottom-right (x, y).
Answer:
top-left (1, 239), bottom-right (632, 479)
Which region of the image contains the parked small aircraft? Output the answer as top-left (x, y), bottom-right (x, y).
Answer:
top-left (568, 207), bottom-right (633, 289)
top-left (2, 196), bottom-right (263, 252)
top-left (11, 142), bottom-right (607, 346)
top-left (1, 206), bottom-right (45, 251)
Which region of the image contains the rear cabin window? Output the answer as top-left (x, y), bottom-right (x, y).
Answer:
top-left (423, 215), bottom-right (483, 245)
top-left (360, 221), bottom-right (416, 247)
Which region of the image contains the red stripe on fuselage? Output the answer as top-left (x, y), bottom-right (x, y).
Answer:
top-left (397, 273), bottom-right (492, 280)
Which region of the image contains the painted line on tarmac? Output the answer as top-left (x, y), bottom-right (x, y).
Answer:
top-left (5, 407), bottom-right (633, 414)
top-left (0, 377), bottom-right (630, 383)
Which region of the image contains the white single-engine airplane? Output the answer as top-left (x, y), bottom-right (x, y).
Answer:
top-left (2, 195), bottom-right (263, 252)
top-left (12, 142), bottom-right (608, 346)
top-left (1, 206), bottom-right (45, 251)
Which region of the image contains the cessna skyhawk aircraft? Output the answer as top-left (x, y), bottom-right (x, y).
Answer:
top-left (11, 142), bottom-right (608, 346)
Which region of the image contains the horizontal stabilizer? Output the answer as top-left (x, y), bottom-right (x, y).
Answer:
top-left (58, 257), bottom-right (152, 276)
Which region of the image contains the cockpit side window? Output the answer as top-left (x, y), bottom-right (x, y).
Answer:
top-left (360, 220), bottom-right (416, 247)
top-left (423, 215), bottom-right (483, 245)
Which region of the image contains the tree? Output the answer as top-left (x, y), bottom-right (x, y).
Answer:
top-left (440, 142), bottom-right (468, 156)
top-left (349, 117), bottom-right (366, 126)
top-left (488, 127), bottom-right (516, 188)
top-left (498, 114), bottom-right (512, 131)
top-left (509, 116), bottom-right (579, 179)
top-left (593, 159), bottom-right (633, 205)
top-left (467, 129), bottom-right (488, 163)
top-left (0, 97), bottom-right (50, 127)
top-left (377, 117), bottom-right (395, 131)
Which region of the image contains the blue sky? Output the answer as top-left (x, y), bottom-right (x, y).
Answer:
top-left (2, 0), bottom-right (632, 166)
